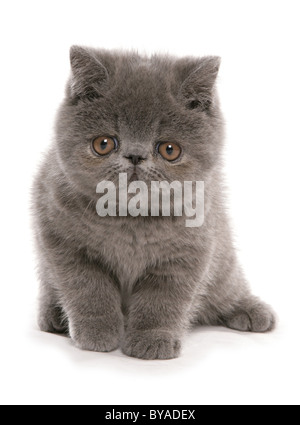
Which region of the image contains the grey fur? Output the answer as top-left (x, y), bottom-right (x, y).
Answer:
top-left (32, 46), bottom-right (275, 360)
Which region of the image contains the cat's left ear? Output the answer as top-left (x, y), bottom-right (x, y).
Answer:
top-left (177, 56), bottom-right (221, 111)
top-left (69, 46), bottom-right (109, 101)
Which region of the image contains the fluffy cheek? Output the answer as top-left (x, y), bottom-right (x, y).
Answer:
top-left (165, 160), bottom-right (204, 182)
top-left (56, 141), bottom-right (105, 195)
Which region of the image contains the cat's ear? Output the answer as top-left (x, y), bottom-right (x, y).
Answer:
top-left (177, 56), bottom-right (221, 111)
top-left (69, 46), bottom-right (109, 101)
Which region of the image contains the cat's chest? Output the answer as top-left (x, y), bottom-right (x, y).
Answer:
top-left (89, 219), bottom-right (176, 285)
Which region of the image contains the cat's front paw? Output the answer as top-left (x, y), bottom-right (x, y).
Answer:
top-left (69, 320), bottom-right (121, 353)
top-left (122, 330), bottom-right (182, 360)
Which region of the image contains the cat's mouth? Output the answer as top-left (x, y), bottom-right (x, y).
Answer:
top-left (128, 171), bottom-right (139, 183)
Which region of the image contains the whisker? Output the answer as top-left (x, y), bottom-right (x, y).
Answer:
top-left (81, 199), bottom-right (94, 220)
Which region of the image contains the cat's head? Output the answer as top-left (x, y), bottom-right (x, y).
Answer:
top-left (55, 46), bottom-right (223, 198)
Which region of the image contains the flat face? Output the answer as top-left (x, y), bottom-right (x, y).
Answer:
top-left (56, 49), bottom-right (223, 198)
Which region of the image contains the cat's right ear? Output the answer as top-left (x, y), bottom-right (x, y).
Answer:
top-left (69, 46), bottom-right (109, 102)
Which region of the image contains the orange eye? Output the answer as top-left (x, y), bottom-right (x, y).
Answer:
top-left (158, 142), bottom-right (181, 161)
top-left (92, 136), bottom-right (117, 156)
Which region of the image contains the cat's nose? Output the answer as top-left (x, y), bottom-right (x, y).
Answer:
top-left (125, 155), bottom-right (146, 166)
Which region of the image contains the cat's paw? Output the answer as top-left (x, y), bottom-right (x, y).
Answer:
top-left (69, 320), bottom-right (120, 353)
top-left (38, 305), bottom-right (68, 334)
top-left (223, 300), bottom-right (276, 333)
top-left (122, 330), bottom-right (182, 360)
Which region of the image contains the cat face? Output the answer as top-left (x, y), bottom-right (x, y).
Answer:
top-left (55, 47), bottom-right (223, 199)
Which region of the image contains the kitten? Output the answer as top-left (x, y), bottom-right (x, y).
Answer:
top-left (32, 46), bottom-right (275, 359)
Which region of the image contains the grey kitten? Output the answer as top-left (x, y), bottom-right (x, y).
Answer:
top-left (32, 46), bottom-right (275, 360)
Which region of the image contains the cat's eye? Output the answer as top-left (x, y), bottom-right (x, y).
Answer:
top-left (157, 142), bottom-right (182, 162)
top-left (92, 136), bottom-right (118, 156)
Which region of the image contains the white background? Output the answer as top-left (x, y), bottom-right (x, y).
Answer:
top-left (0, 0), bottom-right (299, 406)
